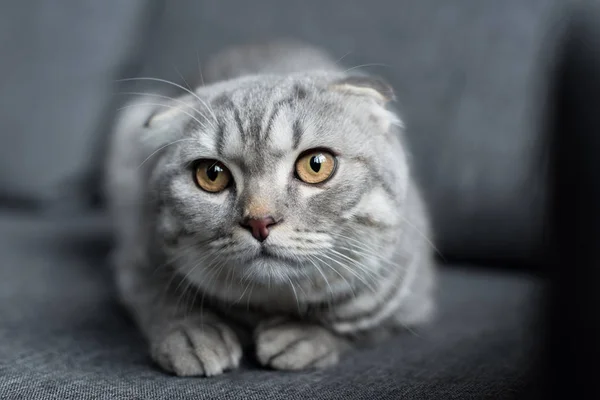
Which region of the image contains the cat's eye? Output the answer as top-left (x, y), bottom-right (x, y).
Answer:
top-left (194, 160), bottom-right (232, 193)
top-left (295, 150), bottom-right (337, 184)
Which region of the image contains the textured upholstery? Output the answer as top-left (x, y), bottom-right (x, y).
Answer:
top-left (0, 214), bottom-right (540, 399)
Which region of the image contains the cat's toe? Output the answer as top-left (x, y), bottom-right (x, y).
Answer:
top-left (152, 321), bottom-right (242, 377)
top-left (255, 321), bottom-right (343, 371)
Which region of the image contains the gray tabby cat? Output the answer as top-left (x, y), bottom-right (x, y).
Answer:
top-left (105, 40), bottom-right (435, 376)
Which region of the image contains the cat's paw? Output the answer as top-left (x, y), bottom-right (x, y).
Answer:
top-left (255, 319), bottom-right (345, 371)
top-left (151, 320), bottom-right (242, 377)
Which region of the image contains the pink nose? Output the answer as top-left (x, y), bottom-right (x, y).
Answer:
top-left (241, 217), bottom-right (278, 242)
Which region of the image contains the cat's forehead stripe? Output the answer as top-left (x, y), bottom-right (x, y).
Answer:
top-left (291, 119), bottom-right (303, 150)
top-left (214, 83), bottom-right (309, 157)
top-left (215, 122), bottom-right (226, 156)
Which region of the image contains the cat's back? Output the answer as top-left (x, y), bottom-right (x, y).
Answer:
top-left (202, 39), bottom-right (341, 83)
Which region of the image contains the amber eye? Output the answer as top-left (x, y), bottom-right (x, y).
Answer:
top-left (194, 160), bottom-right (232, 193)
top-left (295, 150), bottom-right (337, 184)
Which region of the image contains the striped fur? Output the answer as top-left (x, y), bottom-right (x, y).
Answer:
top-left (105, 40), bottom-right (435, 376)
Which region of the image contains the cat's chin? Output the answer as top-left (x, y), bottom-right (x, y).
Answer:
top-left (240, 248), bottom-right (311, 283)
top-left (247, 250), bottom-right (301, 269)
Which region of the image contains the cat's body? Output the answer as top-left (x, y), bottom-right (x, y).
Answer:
top-left (105, 40), bottom-right (435, 376)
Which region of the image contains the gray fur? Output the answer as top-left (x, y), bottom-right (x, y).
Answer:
top-left (105, 41), bottom-right (436, 376)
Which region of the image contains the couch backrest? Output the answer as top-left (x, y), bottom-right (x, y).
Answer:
top-left (0, 0), bottom-right (159, 207)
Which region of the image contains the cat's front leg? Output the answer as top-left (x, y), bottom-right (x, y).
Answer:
top-left (115, 263), bottom-right (242, 377)
top-left (150, 316), bottom-right (242, 377)
top-left (254, 318), bottom-right (350, 371)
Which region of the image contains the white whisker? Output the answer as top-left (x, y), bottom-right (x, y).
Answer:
top-left (327, 248), bottom-right (386, 280)
top-left (306, 254), bottom-right (334, 309)
top-left (173, 65), bottom-right (192, 91)
top-left (117, 91), bottom-right (214, 130)
top-left (196, 50), bottom-right (206, 87)
top-left (397, 214), bottom-right (446, 261)
top-left (117, 77), bottom-right (218, 123)
top-left (286, 275), bottom-right (301, 314)
top-left (136, 138), bottom-right (195, 169)
top-left (118, 102), bottom-right (209, 131)
top-left (335, 51), bottom-right (352, 65)
top-left (313, 254), bottom-right (357, 301)
top-left (342, 63), bottom-right (391, 74)
top-left (320, 252), bottom-right (376, 292)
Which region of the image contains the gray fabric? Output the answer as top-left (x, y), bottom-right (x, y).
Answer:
top-left (133, 0), bottom-right (564, 262)
top-left (0, 214), bottom-right (540, 399)
top-left (0, 0), bottom-right (154, 203)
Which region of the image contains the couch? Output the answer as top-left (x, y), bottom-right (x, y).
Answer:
top-left (1, 1), bottom-right (594, 398)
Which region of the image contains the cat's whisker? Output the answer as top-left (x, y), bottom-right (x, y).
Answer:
top-left (234, 270), bottom-right (256, 305)
top-left (196, 261), bottom-right (223, 324)
top-left (175, 257), bottom-right (217, 314)
top-left (117, 77), bottom-right (218, 123)
top-left (156, 247), bottom-right (209, 310)
top-left (397, 214), bottom-right (446, 261)
top-left (225, 259), bottom-right (236, 299)
top-left (172, 249), bottom-right (217, 296)
top-left (335, 51), bottom-right (352, 65)
top-left (116, 91), bottom-right (215, 130)
top-left (329, 229), bottom-right (385, 247)
top-left (136, 138), bottom-right (196, 169)
top-left (313, 254), bottom-right (357, 301)
top-left (285, 275), bottom-right (301, 314)
top-left (306, 254), bottom-right (334, 309)
top-left (330, 237), bottom-right (401, 269)
top-left (336, 246), bottom-right (397, 269)
top-left (342, 63), bottom-right (391, 74)
top-left (295, 270), bottom-right (310, 300)
top-left (327, 248), bottom-right (388, 279)
top-left (331, 240), bottom-right (401, 270)
top-left (196, 50), bottom-right (206, 87)
top-left (117, 102), bottom-right (211, 132)
top-left (328, 231), bottom-right (395, 263)
top-left (325, 248), bottom-right (385, 284)
top-left (196, 258), bottom-right (229, 324)
top-left (329, 229), bottom-right (385, 248)
top-left (319, 252), bottom-right (377, 293)
top-left (245, 280), bottom-right (256, 311)
top-left (172, 64), bottom-right (193, 91)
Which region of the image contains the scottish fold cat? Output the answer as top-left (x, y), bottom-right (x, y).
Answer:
top-left (105, 40), bottom-right (435, 376)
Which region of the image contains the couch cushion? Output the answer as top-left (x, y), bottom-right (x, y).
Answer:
top-left (0, 213), bottom-right (541, 399)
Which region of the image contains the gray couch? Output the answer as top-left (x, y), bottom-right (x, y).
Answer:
top-left (0, 0), bottom-right (576, 398)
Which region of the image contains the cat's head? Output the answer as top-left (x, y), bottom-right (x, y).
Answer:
top-left (144, 72), bottom-right (411, 293)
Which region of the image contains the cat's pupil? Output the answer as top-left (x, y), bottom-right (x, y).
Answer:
top-left (206, 164), bottom-right (222, 181)
top-left (310, 154), bottom-right (326, 172)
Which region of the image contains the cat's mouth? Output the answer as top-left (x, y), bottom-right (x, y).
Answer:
top-left (257, 246), bottom-right (284, 260)
top-left (250, 245), bottom-right (299, 264)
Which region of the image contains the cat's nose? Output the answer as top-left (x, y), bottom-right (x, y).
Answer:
top-left (240, 216), bottom-right (278, 242)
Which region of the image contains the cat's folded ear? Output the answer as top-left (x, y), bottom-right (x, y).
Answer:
top-left (136, 96), bottom-right (194, 149)
top-left (144, 105), bottom-right (184, 128)
top-left (329, 75), bottom-right (395, 105)
top-left (330, 75), bottom-right (402, 132)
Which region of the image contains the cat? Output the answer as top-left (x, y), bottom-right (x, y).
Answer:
top-left (105, 40), bottom-right (436, 377)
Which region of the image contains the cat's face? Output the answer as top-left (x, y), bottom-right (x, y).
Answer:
top-left (149, 73), bottom-right (409, 290)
